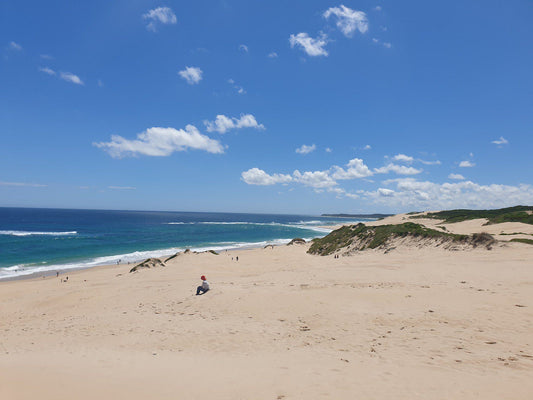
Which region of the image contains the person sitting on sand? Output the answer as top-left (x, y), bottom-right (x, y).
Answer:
top-left (196, 275), bottom-right (210, 295)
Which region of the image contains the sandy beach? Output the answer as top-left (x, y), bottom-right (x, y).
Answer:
top-left (1, 214), bottom-right (532, 399)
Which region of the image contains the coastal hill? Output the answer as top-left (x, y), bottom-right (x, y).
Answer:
top-left (310, 206), bottom-right (533, 256)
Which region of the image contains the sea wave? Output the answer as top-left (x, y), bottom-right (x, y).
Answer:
top-left (0, 230), bottom-right (78, 237)
top-left (165, 221), bottom-right (332, 233)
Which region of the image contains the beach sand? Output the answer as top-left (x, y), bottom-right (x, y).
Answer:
top-left (1, 215), bottom-right (532, 399)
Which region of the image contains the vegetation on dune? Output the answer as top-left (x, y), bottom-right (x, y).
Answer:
top-left (412, 206), bottom-right (533, 225)
top-left (164, 253), bottom-right (179, 263)
top-left (130, 258), bottom-right (165, 273)
top-left (307, 222), bottom-right (478, 256)
top-left (510, 238), bottom-right (533, 245)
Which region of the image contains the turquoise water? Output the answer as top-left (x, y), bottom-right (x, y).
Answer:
top-left (0, 208), bottom-right (372, 279)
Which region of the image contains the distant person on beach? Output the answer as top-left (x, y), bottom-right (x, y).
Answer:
top-left (196, 275), bottom-right (210, 295)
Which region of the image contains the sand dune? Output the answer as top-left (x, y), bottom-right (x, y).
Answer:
top-left (1, 218), bottom-right (532, 399)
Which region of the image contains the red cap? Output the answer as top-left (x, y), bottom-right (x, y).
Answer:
top-left (201, 275), bottom-right (206, 280)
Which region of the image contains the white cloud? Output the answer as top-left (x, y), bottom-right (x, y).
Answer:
top-left (40, 54), bottom-right (53, 60)
top-left (325, 147), bottom-right (332, 153)
top-left (374, 163), bottom-right (422, 175)
top-left (143, 7), bottom-right (177, 31)
top-left (289, 32), bottom-right (328, 57)
top-left (241, 168), bottom-right (293, 186)
top-left (0, 181), bottom-right (46, 187)
top-left (204, 114), bottom-right (264, 134)
top-left (98, 79), bottom-right (104, 87)
top-left (268, 52), bottom-right (278, 58)
top-left (108, 186), bottom-right (136, 190)
top-left (239, 44), bottom-right (248, 52)
top-left (448, 173), bottom-right (465, 180)
top-left (242, 157), bottom-right (373, 194)
top-left (377, 188), bottom-right (394, 197)
top-left (293, 170), bottom-right (337, 189)
top-left (178, 66), bottom-right (203, 85)
top-left (59, 72), bottom-right (84, 85)
top-left (38, 67), bottom-right (56, 76)
top-left (295, 144), bottom-right (316, 155)
top-left (323, 6), bottom-right (368, 37)
top-left (459, 160), bottom-right (475, 167)
top-left (491, 136), bottom-right (509, 145)
top-left (366, 178), bottom-right (533, 211)
top-left (364, 144), bottom-right (372, 150)
top-left (392, 154), bottom-right (414, 163)
top-left (227, 79), bottom-right (246, 94)
top-left (9, 41), bottom-right (22, 51)
top-left (374, 6), bottom-right (382, 11)
top-left (331, 158), bottom-right (373, 179)
top-left (418, 159), bottom-right (441, 165)
top-left (383, 42), bottom-right (392, 49)
top-left (94, 125), bottom-right (224, 158)
top-left (372, 38), bottom-right (379, 43)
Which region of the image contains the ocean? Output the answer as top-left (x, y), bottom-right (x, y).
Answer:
top-left (0, 207), bottom-right (373, 280)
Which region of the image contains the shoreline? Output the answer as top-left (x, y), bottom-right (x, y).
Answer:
top-left (0, 232), bottom-right (334, 283)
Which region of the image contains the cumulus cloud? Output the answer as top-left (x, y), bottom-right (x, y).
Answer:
top-left (204, 114), bottom-right (264, 134)
top-left (377, 188), bottom-right (394, 197)
top-left (325, 147), bottom-right (332, 153)
top-left (143, 7), bottom-right (177, 31)
top-left (492, 136), bottom-right (509, 145)
top-left (59, 72), bottom-right (84, 85)
top-left (383, 42), bottom-right (392, 49)
top-left (241, 168), bottom-right (292, 186)
top-left (448, 173), bottom-right (465, 180)
top-left (364, 144), bottom-right (372, 150)
top-left (39, 67), bottom-right (56, 76)
top-left (94, 125), bottom-right (224, 158)
top-left (239, 44), bottom-right (248, 52)
top-left (268, 52), bottom-right (278, 58)
top-left (392, 154), bottom-right (414, 163)
top-left (459, 160), bottom-right (475, 168)
top-left (323, 5), bottom-right (368, 37)
top-left (178, 66), bottom-right (203, 85)
top-left (293, 170), bottom-right (337, 189)
top-left (289, 32), bottom-right (329, 57)
top-left (241, 158), bottom-right (373, 194)
top-left (9, 41), bottom-right (22, 51)
top-left (374, 6), bottom-right (382, 11)
top-left (295, 144), bottom-right (316, 154)
top-left (331, 158), bottom-right (373, 180)
top-left (374, 163), bottom-right (422, 175)
top-left (365, 178), bottom-right (533, 211)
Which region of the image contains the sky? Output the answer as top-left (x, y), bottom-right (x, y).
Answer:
top-left (1, 0), bottom-right (532, 215)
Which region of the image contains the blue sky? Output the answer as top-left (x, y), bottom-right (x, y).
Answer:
top-left (1, 0), bottom-right (532, 214)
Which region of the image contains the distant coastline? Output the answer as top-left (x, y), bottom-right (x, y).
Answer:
top-left (321, 213), bottom-right (393, 219)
